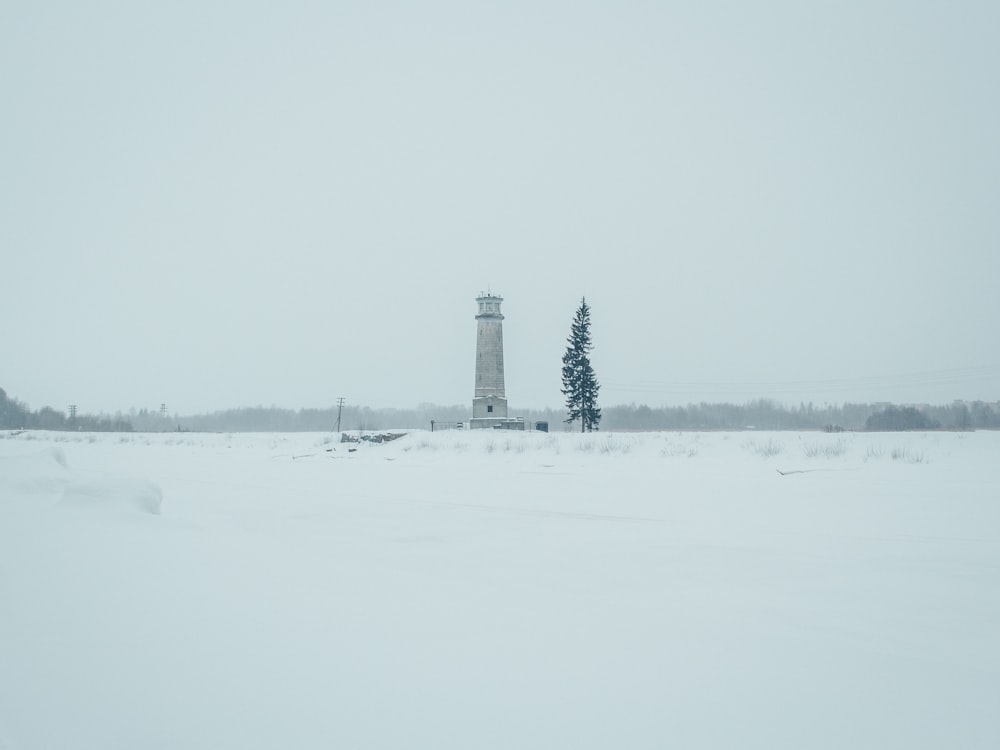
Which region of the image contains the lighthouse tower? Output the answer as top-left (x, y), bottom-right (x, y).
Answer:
top-left (470, 293), bottom-right (517, 429)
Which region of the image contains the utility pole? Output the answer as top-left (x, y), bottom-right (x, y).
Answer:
top-left (336, 397), bottom-right (345, 433)
top-left (68, 404), bottom-right (77, 420)
top-left (160, 403), bottom-right (167, 417)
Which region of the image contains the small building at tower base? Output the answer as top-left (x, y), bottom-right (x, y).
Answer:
top-left (470, 416), bottom-right (526, 430)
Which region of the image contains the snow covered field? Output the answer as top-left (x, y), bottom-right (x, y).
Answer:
top-left (1, 428), bottom-right (998, 749)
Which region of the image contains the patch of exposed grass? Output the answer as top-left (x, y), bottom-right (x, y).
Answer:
top-left (802, 438), bottom-right (847, 459)
top-left (744, 438), bottom-right (784, 458)
top-left (865, 444), bottom-right (928, 464)
top-left (598, 435), bottom-right (634, 455)
top-left (892, 446), bottom-right (927, 464)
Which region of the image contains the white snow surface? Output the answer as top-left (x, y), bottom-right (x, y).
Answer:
top-left (1, 429), bottom-right (998, 749)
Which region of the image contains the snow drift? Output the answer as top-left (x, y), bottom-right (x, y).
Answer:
top-left (59, 477), bottom-right (163, 515)
top-left (0, 446), bottom-right (68, 496)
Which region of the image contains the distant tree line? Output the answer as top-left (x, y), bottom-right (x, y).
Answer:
top-left (864, 405), bottom-right (940, 431)
top-left (5, 385), bottom-right (999, 433)
top-left (521, 399), bottom-right (1000, 432)
top-left (0, 387), bottom-right (134, 432)
top-left (159, 399), bottom-right (998, 433)
top-left (166, 403), bottom-right (471, 433)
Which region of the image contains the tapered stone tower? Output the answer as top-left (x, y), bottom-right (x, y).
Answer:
top-left (470, 293), bottom-right (523, 429)
top-left (472, 293), bottom-right (508, 425)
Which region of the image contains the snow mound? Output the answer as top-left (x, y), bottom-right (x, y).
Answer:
top-left (0, 447), bottom-right (70, 495)
top-left (59, 477), bottom-right (163, 515)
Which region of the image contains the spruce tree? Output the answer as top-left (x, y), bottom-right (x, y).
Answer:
top-left (561, 297), bottom-right (601, 432)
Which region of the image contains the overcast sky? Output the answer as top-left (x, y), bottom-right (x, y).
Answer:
top-left (3, 1), bottom-right (999, 415)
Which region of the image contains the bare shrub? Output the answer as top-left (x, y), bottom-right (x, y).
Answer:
top-left (744, 438), bottom-right (783, 458)
top-left (661, 437), bottom-right (698, 458)
top-left (891, 446), bottom-right (927, 464)
top-left (802, 439), bottom-right (847, 459)
top-left (865, 444), bottom-right (927, 464)
top-left (865, 445), bottom-right (886, 461)
top-left (500, 439), bottom-right (529, 453)
top-left (599, 435), bottom-right (634, 455)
